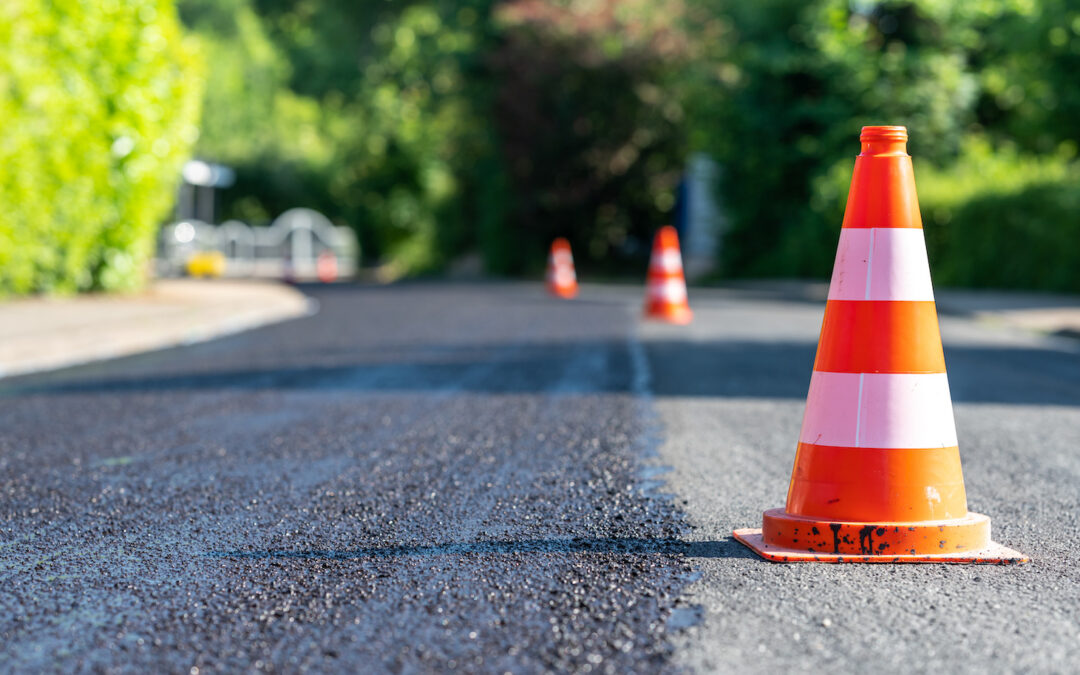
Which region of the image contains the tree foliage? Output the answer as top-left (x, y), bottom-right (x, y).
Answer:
top-left (488, 0), bottom-right (689, 273)
top-left (178, 0), bottom-right (1080, 290)
top-left (180, 0), bottom-right (690, 276)
top-left (179, 0), bottom-right (498, 275)
top-left (694, 0), bottom-right (1080, 289)
top-left (0, 0), bottom-right (202, 294)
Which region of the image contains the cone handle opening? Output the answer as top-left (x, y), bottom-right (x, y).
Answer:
top-left (860, 125), bottom-right (908, 157)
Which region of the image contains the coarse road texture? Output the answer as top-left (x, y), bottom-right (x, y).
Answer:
top-left (642, 286), bottom-right (1080, 673)
top-left (1, 283), bottom-right (689, 673)
top-left (2, 282), bottom-right (1079, 673)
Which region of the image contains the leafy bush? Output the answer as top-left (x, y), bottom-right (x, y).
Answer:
top-left (790, 139), bottom-right (1080, 291)
top-left (0, 0), bottom-right (202, 294)
top-left (487, 0), bottom-right (689, 274)
top-left (175, 0), bottom-right (1080, 289)
top-left (917, 142), bottom-right (1080, 291)
top-left (180, 0), bottom-right (496, 277)
top-left (326, 4), bottom-right (498, 276)
top-left (694, 0), bottom-right (1080, 285)
top-left (696, 0), bottom-right (987, 277)
top-left (181, 0), bottom-right (692, 277)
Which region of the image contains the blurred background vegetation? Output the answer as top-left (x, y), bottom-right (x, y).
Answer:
top-left (0, 0), bottom-right (201, 293)
top-left (700, 0), bottom-right (1080, 292)
top-left (2, 0), bottom-right (1079, 293)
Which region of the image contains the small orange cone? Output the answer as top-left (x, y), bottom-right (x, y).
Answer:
top-left (546, 238), bottom-right (578, 299)
top-left (734, 126), bottom-right (1027, 563)
top-left (316, 250), bottom-right (338, 283)
top-left (644, 226), bottom-right (692, 324)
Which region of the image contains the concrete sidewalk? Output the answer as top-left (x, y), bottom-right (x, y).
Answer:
top-left (0, 279), bottom-right (313, 379)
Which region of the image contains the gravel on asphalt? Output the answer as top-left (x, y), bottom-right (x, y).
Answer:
top-left (3, 281), bottom-right (1079, 673)
top-left (0, 283), bottom-right (692, 673)
top-left (644, 289), bottom-right (1080, 674)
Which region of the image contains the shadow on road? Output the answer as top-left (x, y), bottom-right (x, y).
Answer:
top-left (206, 536), bottom-right (756, 561)
top-left (6, 339), bottom-right (1080, 407)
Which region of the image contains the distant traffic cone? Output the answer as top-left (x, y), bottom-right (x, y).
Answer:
top-left (546, 238), bottom-right (578, 299)
top-left (316, 250), bottom-right (338, 283)
top-left (734, 126), bottom-right (1027, 563)
top-left (644, 226), bottom-right (692, 324)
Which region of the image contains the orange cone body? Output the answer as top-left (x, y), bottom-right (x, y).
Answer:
top-left (546, 238), bottom-right (578, 299)
top-left (734, 126), bottom-right (1027, 563)
top-left (644, 226), bottom-right (692, 324)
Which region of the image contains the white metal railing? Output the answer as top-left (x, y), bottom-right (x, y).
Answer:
top-left (157, 208), bottom-right (359, 280)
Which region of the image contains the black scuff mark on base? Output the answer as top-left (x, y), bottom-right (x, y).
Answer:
top-left (829, 523), bottom-right (842, 554)
top-left (858, 525), bottom-right (876, 555)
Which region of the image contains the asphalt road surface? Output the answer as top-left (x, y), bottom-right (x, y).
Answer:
top-left (2, 282), bottom-right (1078, 673)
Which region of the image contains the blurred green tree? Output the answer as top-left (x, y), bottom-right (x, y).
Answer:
top-left (487, 0), bottom-right (690, 274)
top-left (693, 0), bottom-right (1080, 289)
top-left (973, 0), bottom-right (1080, 156)
top-left (0, 0), bottom-right (202, 294)
top-left (181, 0), bottom-right (499, 276)
top-left (695, 0), bottom-right (990, 277)
top-left (177, 0), bottom-right (333, 226)
top-left (177, 0), bottom-right (1080, 290)
top-left (180, 0), bottom-right (693, 277)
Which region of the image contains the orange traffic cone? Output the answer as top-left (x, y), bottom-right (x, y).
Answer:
top-left (644, 226), bottom-right (692, 324)
top-left (316, 250), bottom-right (338, 283)
top-left (734, 126), bottom-right (1027, 563)
top-left (546, 238), bottom-right (578, 299)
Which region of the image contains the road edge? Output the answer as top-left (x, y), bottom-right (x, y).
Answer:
top-left (0, 279), bottom-right (316, 380)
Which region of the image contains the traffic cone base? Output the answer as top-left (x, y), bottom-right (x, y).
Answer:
top-left (549, 278), bottom-right (578, 299)
top-left (645, 301), bottom-right (693, 325)
top-left (734, 510), bottom-right (1028, 564)
top-left (735, 126), bottom-right (1027, 564)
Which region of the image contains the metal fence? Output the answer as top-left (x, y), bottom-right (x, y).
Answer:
top-left (158, 208), bottom-right (358, 281)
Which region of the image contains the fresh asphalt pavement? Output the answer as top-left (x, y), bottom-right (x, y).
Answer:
top-left (642, 287), bottom-right (1080, 672)
top-left (1, 282), bottom-right (1078, 673)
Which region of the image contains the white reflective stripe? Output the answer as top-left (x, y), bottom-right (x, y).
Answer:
top-left (799, 371), bottom-right (957, 448)
top-left (827, 228), bottom-right (934, 302)
top-left (650, 249), bottom-right (683, 273)
top-left (863, 229), bottom-right (875, 301)
top-left (648, 278), bottom-right (687, 303)
top-left (853, 372), bottom-right (865, 447)
top-left (551, 251), bottom-right (574, 266)
top-left (551, 267), bottom-right (576, 286)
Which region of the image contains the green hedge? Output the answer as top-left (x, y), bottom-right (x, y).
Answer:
top-left (0, 0), bottom-right (202, 294)
top-left (697, 0), bottom-right (1080, 290)
top-left (780, 140), bottom-right (1080, 292)
top-left (917, 143), bottom-right (1080, 291)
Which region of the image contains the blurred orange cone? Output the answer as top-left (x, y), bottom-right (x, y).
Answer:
top-left (316, 250), bottom-right (338, 283)
top-left (546, 238), bottom-right (578, 299)
top-left (734, 126), bottom-right (1027, 564)
top-left (644, 226), bottom-right (692, 324)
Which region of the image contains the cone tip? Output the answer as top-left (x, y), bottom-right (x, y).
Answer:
top-left (859, 126), bottom-right (909, 156)
top-left (656, 225), bottom-right (680, 248)
top-left (860, 125), bottom-right (908, 142)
